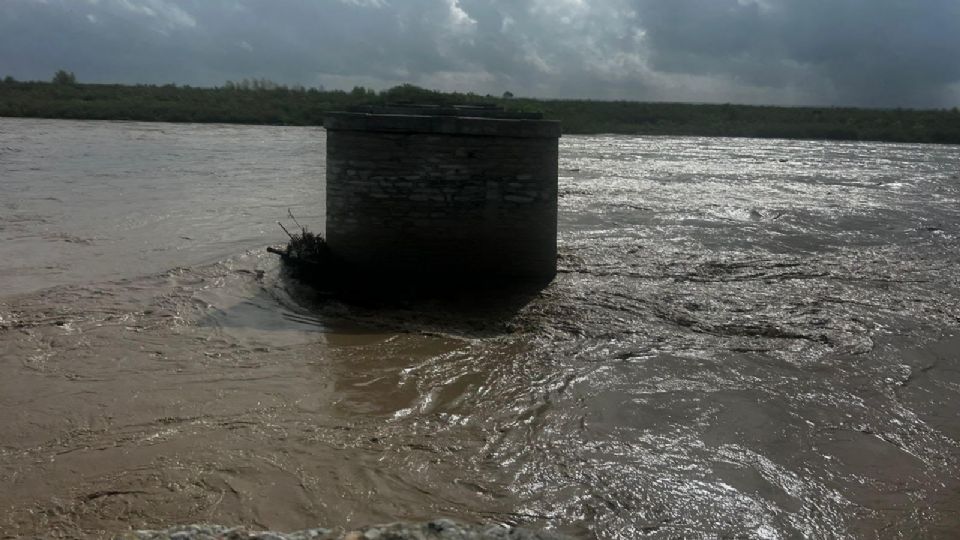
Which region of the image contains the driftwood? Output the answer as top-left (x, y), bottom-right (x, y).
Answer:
top-left (268, 211), bottom-right (343, 292)
top-left (271, 210), bottom-right (332, 264)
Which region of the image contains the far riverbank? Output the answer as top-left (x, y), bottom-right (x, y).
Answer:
top-left (2, 79), bottom-right (959, 145)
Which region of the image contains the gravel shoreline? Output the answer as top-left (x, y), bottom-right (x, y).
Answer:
top-left (124, 520), bottom-right (570, 540)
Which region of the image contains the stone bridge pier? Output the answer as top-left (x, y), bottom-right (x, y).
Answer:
top-left (323, 105), bottom-right (561, 284)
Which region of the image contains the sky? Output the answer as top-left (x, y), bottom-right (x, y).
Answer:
top-left (1, 0), bottom-right (959, 108)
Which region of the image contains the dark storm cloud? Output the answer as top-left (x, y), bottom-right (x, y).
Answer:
top-left (633, 0), bottom-right (960, 106)
top-left (1, 0), bottom-right (958, 107)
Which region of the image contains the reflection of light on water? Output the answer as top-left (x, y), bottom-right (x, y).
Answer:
top-left (2, 120), bottom-right (960, 538)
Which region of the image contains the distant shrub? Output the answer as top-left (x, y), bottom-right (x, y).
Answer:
top-left (52, 70), bottom-right (76, 85)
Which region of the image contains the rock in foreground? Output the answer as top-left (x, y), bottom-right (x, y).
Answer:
top-left (126, 520), bottom-right (569, 540)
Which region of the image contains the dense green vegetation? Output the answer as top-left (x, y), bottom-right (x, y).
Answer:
top-left (2, 75), bottom-right (959, 144)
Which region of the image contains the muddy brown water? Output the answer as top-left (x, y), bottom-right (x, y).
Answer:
top-left (1, 118), bottom-right (960, 539)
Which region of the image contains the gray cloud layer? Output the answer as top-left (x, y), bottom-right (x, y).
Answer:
top-left (2, 0), bottom-right (958, 107)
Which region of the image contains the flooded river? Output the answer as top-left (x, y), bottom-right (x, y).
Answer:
top-left (1, 118), bottom-right (959, 539)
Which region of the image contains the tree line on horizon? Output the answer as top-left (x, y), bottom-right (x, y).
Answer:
top-left (1, 72), bottom-right (959, 145)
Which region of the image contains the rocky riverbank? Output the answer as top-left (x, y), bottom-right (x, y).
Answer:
top-left (125, 520), bottom-right (569, 540)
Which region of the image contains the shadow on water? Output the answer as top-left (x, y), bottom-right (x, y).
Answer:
top-left (195, 261), bottom-right (554, 339)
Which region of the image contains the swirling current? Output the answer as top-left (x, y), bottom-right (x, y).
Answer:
top-left (1, 118), bottom-right (959, 538)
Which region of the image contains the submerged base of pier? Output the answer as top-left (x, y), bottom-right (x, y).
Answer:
top-left (268, 234), bottom-right (553, 306)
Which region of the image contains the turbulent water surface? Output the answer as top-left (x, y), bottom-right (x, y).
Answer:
top-left (1, 118), bottom-right (959, 539)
